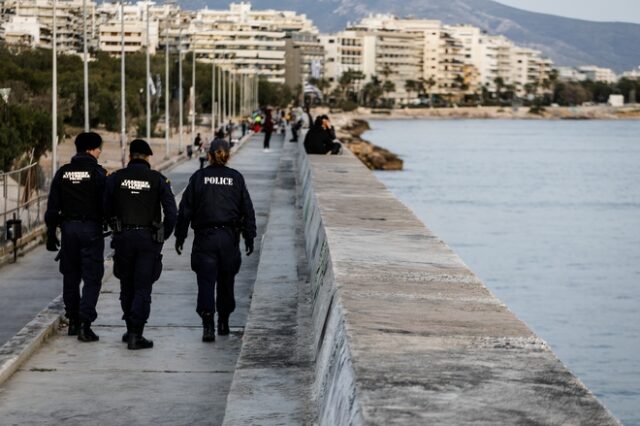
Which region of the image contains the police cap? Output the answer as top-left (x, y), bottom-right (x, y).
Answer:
top-left (129, 139), bottom-right (154, 156)
top-left (75, 132), bottom-right (102, 153)
top-left (209, 138), bottom-right (230, 153)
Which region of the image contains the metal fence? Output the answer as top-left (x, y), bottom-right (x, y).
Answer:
top-left (1, 162), bottom-right (47, 246)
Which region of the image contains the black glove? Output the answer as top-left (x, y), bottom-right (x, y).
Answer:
top-left (245, 238), bottom-right (254, 256)
top-left (46, 228), bottom-right (60, 252)
top-left (175, 238), bottom-right (184, 255)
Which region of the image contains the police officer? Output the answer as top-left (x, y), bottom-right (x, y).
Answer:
top-left (174, 131), bottom-right (256, 342)
top-left (45, 132), bottom-right (107, 342)
top-left (104, 139), bottom-right (177, 350)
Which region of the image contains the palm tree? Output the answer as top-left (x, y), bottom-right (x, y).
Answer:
top-left (405, 79), bottom-right (419, 105)
top-left (494, 77), bottom-right (505, 101)
top-left (383, 80), bottom-right (396, 106)
top-left (422, 77), bottom-right (437, 108)
top-left (363, 76), bottom-right (383, 107)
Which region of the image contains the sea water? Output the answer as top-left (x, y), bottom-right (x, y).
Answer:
top-left (369, 119), bottom-right (640, 425)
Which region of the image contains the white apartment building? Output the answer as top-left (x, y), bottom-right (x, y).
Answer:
top-left (96, 2), bottom-right (160, 55)
top-left (321, 15), bottom-right (553, 103)
top-left (558, 65), bottom-right (618, 83)
top-left (184, 2), bottom-right (317, 83)
top-left (577, 65), bottom-right (617, 83)
top-left (557, 66), bottom-right (587, 81)
top-left (2, 15), bottom-right (40, 47)
top-left (620, 67), bottom-right (640, 80)
top-left (0, 0), bottom-right (97, 52)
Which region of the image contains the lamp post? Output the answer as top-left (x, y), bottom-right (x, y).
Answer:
top-left (178, 29), bottom-right (183, 154)
top-left (120, 1), bottom-right (126, 167)
top-left (165, 14), bottom-right (170, 160)
top-left (52, 0), bottom-right (57, 177)
top-left (191, 48), bottom-right (196, 143)
top-left (145, 1), bottom-right (150, 139)
top-left (217, 63), bottom-right (221, 131)
top-left (82, 0), bottom-right (89, 131)
top-left (211, 54), bottom-right (216, 138)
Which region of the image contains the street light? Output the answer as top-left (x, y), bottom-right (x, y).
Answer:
top-left (52, 0), bottom-right (57, 177)
top-left (120, 1), bottom-right (126, 167)
top-left (178, 29), bottom-right (183, 154)
top-left (211, 52), bottom-right (216, 138)
top-left (82, 0), bottom-right (89, 131)
top-left (191, 47), bottom-right (196, 143)
top-left (165, 12), bottom-right (170, 160)
top-left (145, 1), bottom-right (150, 139)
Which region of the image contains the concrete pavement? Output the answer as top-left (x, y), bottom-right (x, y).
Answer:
top-left (0, 132), bottom-right (289, 425)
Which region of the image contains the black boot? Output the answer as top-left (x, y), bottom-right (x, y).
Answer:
top-left (202, 313), bottom-right (215, 342)
top-left (67, 318), bottom-right (80, 336)
top-left (127, 324), bottom-right (153, 350)
top-left (217, 314), bottom-right (230, 336)
top-left (122, 319), bottom-right (132, 343)
top-left (77, 322), bottom-right (99, 342)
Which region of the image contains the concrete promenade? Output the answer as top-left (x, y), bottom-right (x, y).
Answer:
top-left (0, 133), bottom-right (291, 425)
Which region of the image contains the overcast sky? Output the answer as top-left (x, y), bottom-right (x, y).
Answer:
top-left (496, 0), bottom-right (640, 23)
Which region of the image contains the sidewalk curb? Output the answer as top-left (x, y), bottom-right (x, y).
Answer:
top-left (0, 153), bottom-right (188, 388)
top-left (0, 263), bottom-right (114, 386)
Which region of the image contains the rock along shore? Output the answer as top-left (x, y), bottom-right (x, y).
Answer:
top-left (329, 115), bottom-right (404, 171)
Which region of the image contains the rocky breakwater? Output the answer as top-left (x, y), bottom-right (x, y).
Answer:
top-left (333, 117), bottom-right (403, 170)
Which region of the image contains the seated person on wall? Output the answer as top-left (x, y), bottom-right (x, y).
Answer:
top-left (303, 115), bottom-right (342, 155)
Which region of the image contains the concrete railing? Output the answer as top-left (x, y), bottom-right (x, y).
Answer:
top-left (297, 147), bottom-right (620, 425)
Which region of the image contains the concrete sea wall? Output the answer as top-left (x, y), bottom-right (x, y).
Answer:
top-left (297, 147), bottom-right (620, 425)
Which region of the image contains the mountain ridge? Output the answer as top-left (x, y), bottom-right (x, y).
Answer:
top-left (175, 0), bottom-right (640, 73)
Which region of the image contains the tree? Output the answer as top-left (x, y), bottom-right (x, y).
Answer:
top-left (362, 76), bottom-right (383, 107)
top-left (494, 77), bottom-right (505, 101)
top-left (382, 80), bottom-right (396, 106)
top-left (422, 77), bottom-right (437, 107)
top-left (404, 80), bottom-right (419, 104)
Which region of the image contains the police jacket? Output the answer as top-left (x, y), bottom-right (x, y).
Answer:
top-left (175, 164), bottom-right (256, 243)
top-left (45, 153), bottom-right (107, 227)
top-left (104, 159), bottom-right (177, 238)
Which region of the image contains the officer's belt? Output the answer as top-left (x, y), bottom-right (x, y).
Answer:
top-left (197, 222), bottom-right (236, 230)
top-left (122, 225), bottom-right (154, 231)
top-left (63, 216), bottom-right (101, 223)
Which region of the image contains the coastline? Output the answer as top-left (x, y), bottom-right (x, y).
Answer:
top-left (323, 105), bottom-right (639, 171)
top-left (328, 105), bottom-right (640, 121)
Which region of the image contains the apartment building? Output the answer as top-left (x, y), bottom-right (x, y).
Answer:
top-left (577, 65), bottom-right (617, 83)
top-left (284, 32), bottom-right (325, 90)
top-left (0, 0), bottom-right (97, 52)
top-left (96, 2), bottom-right (160, 55)
top-left (184, 2), bottom-right (317, 83)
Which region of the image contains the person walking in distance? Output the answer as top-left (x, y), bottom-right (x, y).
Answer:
top-left (104, 139), bottom-right (177, 350)
top-left (263, 108), bottom-right (274, 152)
top-left (45, 132), bottom-right (107, 342)
top-left (174, 132), bottom-right (256, 342)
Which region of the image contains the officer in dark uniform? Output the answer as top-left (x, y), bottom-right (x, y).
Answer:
top-left (104, 139), bottom-right (177, 350)
top-left (175, 131), bottom-right (256, 342)
top-left (45, 132), bottom-right (107, 342)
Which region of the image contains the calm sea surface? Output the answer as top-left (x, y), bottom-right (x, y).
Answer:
top-left (369, 119), bottom-right (640, 425)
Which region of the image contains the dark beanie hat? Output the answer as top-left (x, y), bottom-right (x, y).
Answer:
top-left (209, 138), bottom-right (230, 153)
top-left (129, 139), bottom-right (153, 156)
top-left (75, 132), bottom-right (102, 153)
